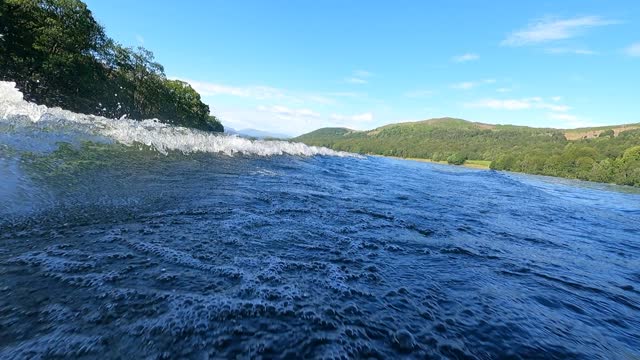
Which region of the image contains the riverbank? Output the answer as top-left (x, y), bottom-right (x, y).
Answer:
top-left (376, 155), bottom-right (491, 169)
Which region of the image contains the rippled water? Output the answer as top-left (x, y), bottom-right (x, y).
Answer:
top-left (1, 83), bottom-right (640, 359)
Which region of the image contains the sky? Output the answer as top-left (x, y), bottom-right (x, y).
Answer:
top-left (85, 0), bottom-right (640, 136)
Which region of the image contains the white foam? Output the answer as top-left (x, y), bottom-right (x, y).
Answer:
top-left (0, 81), bottom-right (351, 157)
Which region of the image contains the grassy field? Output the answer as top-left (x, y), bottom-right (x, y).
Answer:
top-left (463, 160), bottom-right (492, 169)
top-left (380, 156), bottom-right (491, 169)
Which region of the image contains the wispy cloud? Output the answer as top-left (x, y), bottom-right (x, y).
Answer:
top-left (502, 16), bottom-right (618, 46)
top-left (345, 77), bottom-right (368, 84)
top-left (451, 79), bottom-right (496, 90)
top-left (496, 88), bottom-right (512, 93)
top-left (174, 78), bottom-right (336, 105)
top-left (452, 82), bottom-right (476, 90)
top-left (467, 99), bottom-right (531, 110)
top-left (353, 70), bottom-right (372, 78)
top-left (178, 79), bottom-right (286, 99)
top-left (545, 47), bottom-right (597, 55)
top-left (257, 105), bottom-right (320, 119)
top-left (215, 105), bottom-right (324, 137)
top-left (135, 34), bottom-right (145, 45)
top-left (345, 70), bottom-right (372, 84)
top-left (327, 92), bottom-right (365, 98)
top-left (330, 112), bottom-right (374, 122)
top-left (452, 53), bottom-right (479, 63)
top-left (466, 97), bottom-right (570, 111)
top-left (548, 113), bottom-right (600, 128)
top-left (625, 42), bottom-right (640, 57)
top-left (174, 77), bottom-right (380, 135)
top-left (404, 90), bottom-right (434, 98)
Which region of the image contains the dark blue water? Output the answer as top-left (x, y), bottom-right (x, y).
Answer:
top-left (1, 151), bottom-right (639, 359)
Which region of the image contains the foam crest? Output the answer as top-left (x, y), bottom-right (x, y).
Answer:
top-left (0, 81), bottom-right (351, 157)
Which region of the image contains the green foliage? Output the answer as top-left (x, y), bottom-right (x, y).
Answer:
top-left (446, 153), bottom-right (466, 165)
top-left (0, 0), bottom-right (222, 132)
top-left (599, 129), bottom-right (614, 138)
top-left (295, 118), bottom-right (640, 187)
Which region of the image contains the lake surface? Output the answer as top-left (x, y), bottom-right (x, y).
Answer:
top-left (1, 82), bottom-right (639, 359)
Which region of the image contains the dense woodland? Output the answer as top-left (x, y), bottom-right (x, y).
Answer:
top-left (295, 118), bottom-right (640, 187)
top-left (0, 0), bottom-right (223, 132)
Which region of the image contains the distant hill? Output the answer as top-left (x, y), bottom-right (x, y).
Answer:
top-left (294, 117), bottom-right (640, 187)
top-left (563, 124), bottom-right (640, 140)
top-left (225, 128), bottom-right (291, 139)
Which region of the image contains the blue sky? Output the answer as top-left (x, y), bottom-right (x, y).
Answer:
top-left (85, 0), bottom-right (640, 136)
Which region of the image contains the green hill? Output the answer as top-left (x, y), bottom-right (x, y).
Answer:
top-left (294, 118), bottom-right (640, 187)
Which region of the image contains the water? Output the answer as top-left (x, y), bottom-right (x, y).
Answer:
top-left (1, 82), bottom-right (639, 359)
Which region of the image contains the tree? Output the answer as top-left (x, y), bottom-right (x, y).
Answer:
top-left (160, 80), bottom-right (223, 132)
top-left (0, 0), bottom-right (108, 112)
top-left (0, 0), bottom-right (224, 131)
top-left (447, 153), bottom-right (466, 165)
top-left (599, 129), bottom-right (614, 138)
top-left (623, 146), bottom-right (640, 163)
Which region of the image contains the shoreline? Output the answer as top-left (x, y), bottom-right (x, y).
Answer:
top-left (375, 154), bottom-right (640, 192)
top-left (373, 155), bottom-right (491, 170)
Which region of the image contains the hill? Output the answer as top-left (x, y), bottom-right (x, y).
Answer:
top-left (294, 118), bottom-right (640, 187)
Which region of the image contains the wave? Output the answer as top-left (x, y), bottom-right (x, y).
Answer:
top-left (0, 81), bottom-right (350, 157)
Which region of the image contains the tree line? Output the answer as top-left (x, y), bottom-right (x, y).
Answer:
top-left (0, 0), bottom-right (223, 132)
top-left (294, 119), bottom-right (640, 187)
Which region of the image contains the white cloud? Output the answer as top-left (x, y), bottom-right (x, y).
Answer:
top-left (545, 47), bottom-right (597, 55)
top-left (548, 113), bottom-right (600, 128)
top-left (551, 96), bottom-right (562, 102)
top-left (135, 34), bottom-right (145, 45)
top-left (354, 70), bottom-right (372, 77)
top-left (178, 79), bottom-right (286, 99)
top-left (174, 78), bottom-right (338, 105)
top-left (330, 112), bottom-right (374, 122)
top-left (174, 77), bottom-right (380, 136)
top-left (624, 42), bottom-right (640, 57)
top-left (404, 90), bottom-right (434, 98)
top-left (452, 53), bottom-right (479, 63)
top-left (257, 105), bottom-right (320, 119)
top-left (451, 79), bottom-right (496, 90)
top-left (345, 77), bottom-right (368, 84)
top-left (496, 88), bottom-right (512, 93)
top-left (345, 70), bottom-right (372, 84)
top-left (212, 106), bottom-right (378, 137)
top-left (467, 99), bottom-right (532, 110)
top-left (451, 81), bottom-right (477, 90)
top-left (215, 106), bottom-right (318, 136)
top-left (327, 92), bottom-right (364, 98)
top-left (466, 97), bottom-right (571, 111)
top-left (502, 16), bottom-right (618, 46)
